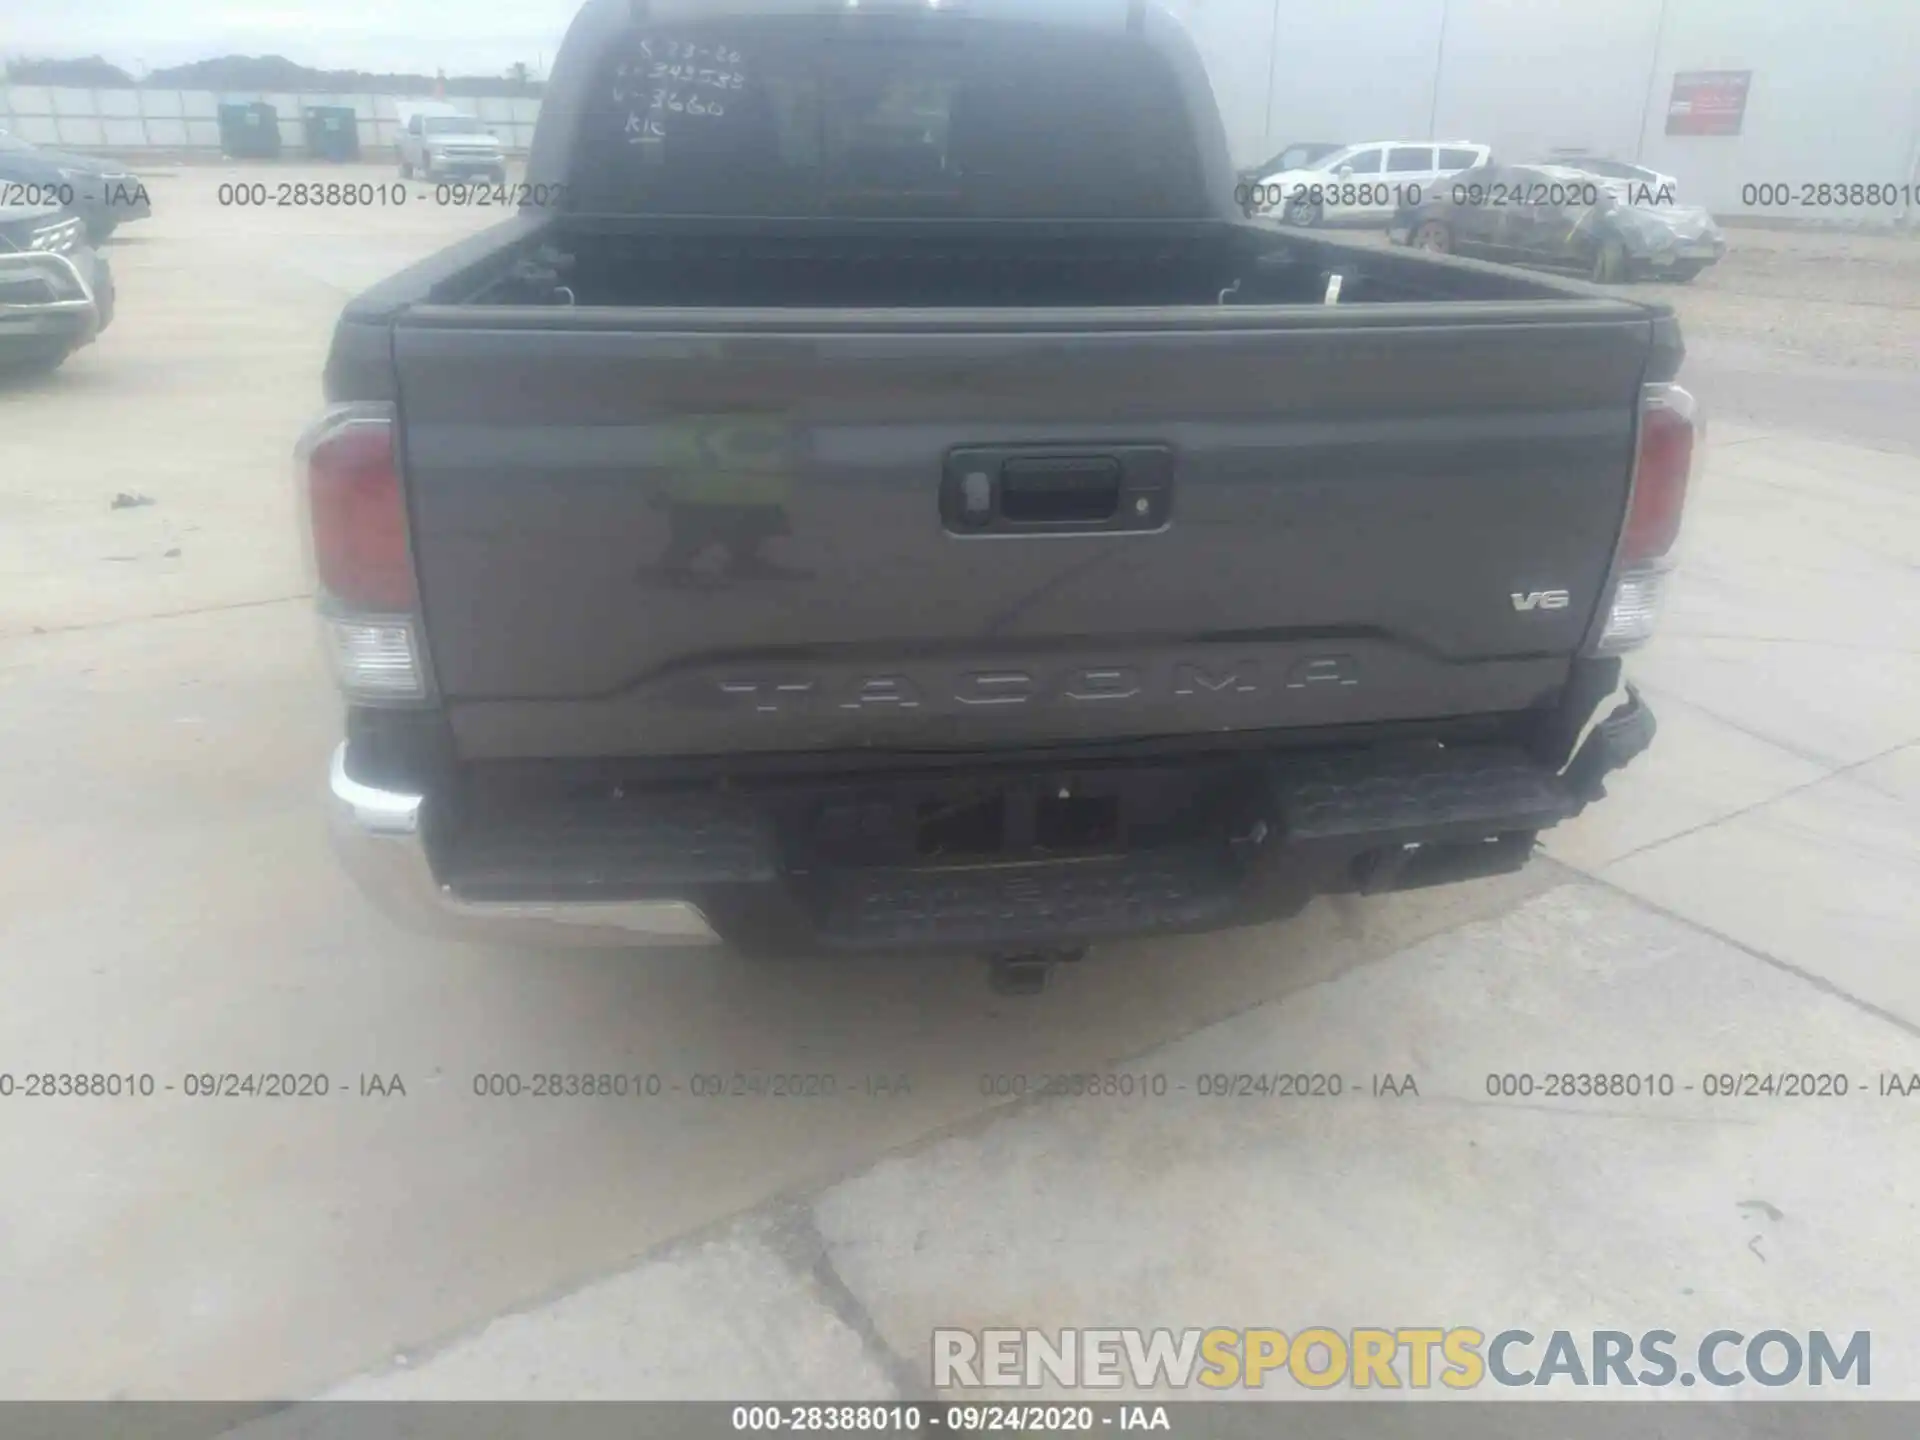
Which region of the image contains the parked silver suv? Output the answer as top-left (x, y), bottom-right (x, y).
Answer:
top-left (0, 202), bottom-right (115, 376)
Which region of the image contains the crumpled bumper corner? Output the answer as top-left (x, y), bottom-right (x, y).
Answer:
top-left (1563, 685), bottom-right (1657, 804)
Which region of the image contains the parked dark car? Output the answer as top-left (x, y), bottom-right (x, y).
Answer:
top-left (1387, 162), bottom-right (1726, 283)
top-left (310, 0), bottom-right (1684, 988)
top-left (1235, 141), bottom-right (1341, 215)
top-left (0, 200), bottom-right (115, 375)
top-left (0, 130), bottom-right (151, 243)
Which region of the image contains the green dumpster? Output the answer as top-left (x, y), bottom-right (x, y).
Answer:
top-left (304, 106), bottom-right (362, 161)
top-left (218, 102), bottom-right (282, 160)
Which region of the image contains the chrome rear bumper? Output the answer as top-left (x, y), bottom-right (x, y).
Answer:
top-left (327, 742), bottom-right (722, 947)
top-left (323, 673), bottom-right (1652, 956)
top-left (0, 250), bottom-right (102, 354)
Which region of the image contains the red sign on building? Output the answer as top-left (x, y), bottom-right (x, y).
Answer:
top-left (1666, 70), bottom-right (1752, 136)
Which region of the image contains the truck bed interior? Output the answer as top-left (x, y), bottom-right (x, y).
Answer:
top-left (453, 219), bottom-right (1588, 310)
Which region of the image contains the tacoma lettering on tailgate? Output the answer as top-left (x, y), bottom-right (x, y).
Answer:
top-left (716, 658), bottom-right (1358, 713)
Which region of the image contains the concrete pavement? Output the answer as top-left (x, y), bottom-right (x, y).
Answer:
top-left (322, 882), bottom-right (1920, 1402)
top-left (2, 166), bottom-right (1916, 1405)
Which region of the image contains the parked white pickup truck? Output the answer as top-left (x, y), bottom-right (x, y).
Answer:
top-left (393, 102), bottom-right (508, 183)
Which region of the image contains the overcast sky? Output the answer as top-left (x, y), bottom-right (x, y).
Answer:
top-left (5, 0), bottom-right (583, 76)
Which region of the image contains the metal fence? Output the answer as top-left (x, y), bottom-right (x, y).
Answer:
top-left (0, 87), bottom-right (543, 157)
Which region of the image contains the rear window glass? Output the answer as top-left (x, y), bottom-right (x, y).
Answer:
top-left (568, 17), bottom-right (1207, 218)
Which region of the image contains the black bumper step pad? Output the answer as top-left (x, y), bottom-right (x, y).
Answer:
top-left (1271, 747), bottom-right (1577, 844)
top-left (437, 796), bottom-right (777, 900)
top-left (816, 846), bottom-right (1239, 951)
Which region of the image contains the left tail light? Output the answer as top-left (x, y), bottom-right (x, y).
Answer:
top-left (295, 403), bottom-right (429, 700)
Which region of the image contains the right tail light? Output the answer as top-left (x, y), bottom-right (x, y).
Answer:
top-left (1594, 381), bottom-right (1698, 654)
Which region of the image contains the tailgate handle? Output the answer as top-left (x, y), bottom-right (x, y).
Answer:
top-left (942, 445), bottom-right (1174, 536)
top-left (1000, 457), bottom-right (1121, 525)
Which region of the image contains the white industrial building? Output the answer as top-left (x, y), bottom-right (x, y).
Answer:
top-left (1171, 0), bottom-right (1920, 218)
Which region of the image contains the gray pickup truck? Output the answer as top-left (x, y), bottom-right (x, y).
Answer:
top-left (309, 0), bottom-right (1690, 986)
